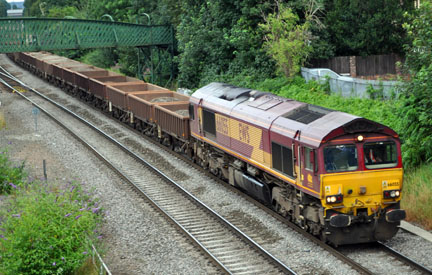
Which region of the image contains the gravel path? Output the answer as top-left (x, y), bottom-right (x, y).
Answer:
top-left (2, 53), bottom-right (431, 274)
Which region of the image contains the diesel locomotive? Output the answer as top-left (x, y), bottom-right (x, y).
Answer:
top-left (10, 52), bottom-right (406, 246)
top-left (189, 83), bottom-right (405, 245)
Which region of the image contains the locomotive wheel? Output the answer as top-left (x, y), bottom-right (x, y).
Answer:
top-left (273, 201), bottom-right (281, 213)
top-left (320, 230), bottom-right (327, 243)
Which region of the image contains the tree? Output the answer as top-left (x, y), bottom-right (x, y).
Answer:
top-left (47, 6), bottom-right (79, 18)
top-left (259, 1), bottom-right (321, 78)
top-left (24, 0), bottom-right (84, 17)
top-left (323, 0), bottom-right (413, 56)
top-left (397, 1), bottom-right (432, 167)
top-left (0, 0), bottom-right (9, 17)
top-left (177, 0), bottom-right (275, 88)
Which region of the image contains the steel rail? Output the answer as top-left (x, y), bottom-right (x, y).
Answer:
top-left (203, 169), bottom-right (375, 275)
top-left (377, 242), bottom-right (432, 274)
top-left (0, 66), bottom-right (296, 275)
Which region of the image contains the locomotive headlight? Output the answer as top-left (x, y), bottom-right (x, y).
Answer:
top-left (326, 194), bottom-right (343, 204)
top-left (383, 189), bottom-right (401, 199)
top-left (357, 135), bottom-right (364, 142)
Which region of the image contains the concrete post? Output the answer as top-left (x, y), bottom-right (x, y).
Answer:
top-left (349, 56), bottom-right (357, 77)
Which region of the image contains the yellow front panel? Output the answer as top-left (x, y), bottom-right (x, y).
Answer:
top-left (321, 168), bottom-right (403, 215)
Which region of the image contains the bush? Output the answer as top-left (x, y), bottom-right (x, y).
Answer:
top-left (397, 1), bottom-right (432, 167)
top-left (0, 180), bottom-right (102, 274)
top-left (0, 149), bottom-right (27, 194)
top-left (79, 49), bottom-right (117, 69)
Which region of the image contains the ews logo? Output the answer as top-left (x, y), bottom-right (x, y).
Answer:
top-left (216, 116), bottom-right (229, 135)
top-left (239, 123), bottom-right (250, 144)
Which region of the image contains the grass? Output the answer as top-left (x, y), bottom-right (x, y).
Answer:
top-left (402, 164), bottom-right (432, 230)
top-left (74, 257), bottom-right (100, 275)
top-left (0, 111), bottom-right (5, 129)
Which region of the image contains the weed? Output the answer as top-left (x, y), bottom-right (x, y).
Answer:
top-left (0, 149), bottom-right (27, 194)
top-left (0, 180), bottom-right (102, 274)
top-left (0, 111), bottom-right (5, 129)
top-left (365, 84), bottom-right (384, 100)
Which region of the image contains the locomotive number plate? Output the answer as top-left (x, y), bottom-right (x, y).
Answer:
top-left (382, 180), bottom-right (400, 188)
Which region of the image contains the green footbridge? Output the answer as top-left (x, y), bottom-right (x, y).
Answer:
top-left (0, 18), bottom-right (175, 85)
top-left (0, 18), bottom-right (173, 52)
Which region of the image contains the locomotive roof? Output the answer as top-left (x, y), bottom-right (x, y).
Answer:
top-left (191, 82), bottom-right (397, 147)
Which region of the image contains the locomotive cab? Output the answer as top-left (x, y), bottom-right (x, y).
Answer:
top-left (319, 121), bottom-right (406, 245)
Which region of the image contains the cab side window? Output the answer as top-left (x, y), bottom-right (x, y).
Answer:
top-left (202, 108), bottom-right (216, 136)
top-left (272, 142), bottom-right (294, 177)
top-left (305, 147), bottom-right (312, 170)
top-left (304, 147), bottom-right (316, 171)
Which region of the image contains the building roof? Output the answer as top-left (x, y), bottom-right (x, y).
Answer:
top-left (7, 9), bottom-right (24, 17)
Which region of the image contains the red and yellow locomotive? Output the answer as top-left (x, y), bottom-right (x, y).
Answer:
top-left (189, 83), bottom-right (405, 246)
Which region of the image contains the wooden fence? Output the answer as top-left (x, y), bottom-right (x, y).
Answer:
top-left (308, 56), bottom-right (351, 74)
top-left (307, 54), bottom-right (404, 76)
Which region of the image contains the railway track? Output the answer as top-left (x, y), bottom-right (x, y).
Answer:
top-left (377, 242), bottom-right (432, 274)
top-left (337, 241), bottom-right (432, 275)
top-left (3, 59), bottom-right (432, 274)
top-left (377, 241), bottom-right (432, 274)
top-left (0, 66), bottom-right (295, 274)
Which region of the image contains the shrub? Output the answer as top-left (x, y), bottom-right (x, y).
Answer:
top-left (0, 181), bottom-right (102, 274)
top-left (79, 49), bottom-right (117, 69)
top-left (0, 149), bottom-right (27, 194)
top-left (397, 1), bottom-right (432, 167)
